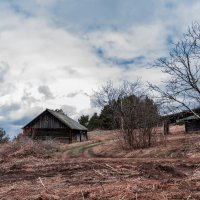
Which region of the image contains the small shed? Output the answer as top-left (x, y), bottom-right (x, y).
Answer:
top-left (22, 109), bottom-right (88, 143)
top-left (162, 108), bottom-right (200, 134)
top-left (177, 115), bottom-right (200, 133)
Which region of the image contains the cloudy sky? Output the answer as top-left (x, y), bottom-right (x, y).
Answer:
top-left (0, 0), bottom-right (200, 138)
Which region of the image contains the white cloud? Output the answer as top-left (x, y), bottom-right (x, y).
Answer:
top-left (86, 23), bottom-right (168, 59)
top-left (0, 0), bottom-right (200, 137)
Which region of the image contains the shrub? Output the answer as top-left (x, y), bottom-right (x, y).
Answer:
top-left (0, 136), bottom-right (60, 159)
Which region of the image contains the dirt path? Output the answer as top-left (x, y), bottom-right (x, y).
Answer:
top-left (62, 132), bottom-right (200, 159)
top-left (62, 138), bottom-right (115, 158)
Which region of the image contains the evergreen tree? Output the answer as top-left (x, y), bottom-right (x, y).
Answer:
top-left (0, 128), bottom-right (9, 143)
top-left (78, 115), bottom-right (89, 128)
top-left (87, 113), bottom-right (101, 131)
top-left (100, 105), bottom-right (116, 130)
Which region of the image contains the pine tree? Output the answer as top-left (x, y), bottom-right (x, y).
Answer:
top-left (0, 128), bottom-right (9, 143)
top-left (78, 115), bottom-right (89, 128)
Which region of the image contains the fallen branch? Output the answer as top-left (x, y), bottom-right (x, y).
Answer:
top-left (105, 163), bottom-right (121, 174)
top-left (89, 160), bottom-right (122, 174)
top-left (93, 168), bottom-right (105, 177)
top-left (38, 177), bottom-right (46, 190)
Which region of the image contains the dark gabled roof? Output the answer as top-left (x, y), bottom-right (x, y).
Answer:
top-left (22, 109), bottom-right (87, 131)
top-left (47, 109), bottom-right (87, 130)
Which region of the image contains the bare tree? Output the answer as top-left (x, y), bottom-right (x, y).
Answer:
top-left (93, 80), bottom-right (159, 149)
top-left (149, 23), bottom-right (200, 117)
top-left (93, 80), bottom-right (142, 130)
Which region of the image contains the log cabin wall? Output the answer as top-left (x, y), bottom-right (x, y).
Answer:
top-left (24, 127), bottom-right (81, 143)
top-left (32, 128), bottom-right (70, 138)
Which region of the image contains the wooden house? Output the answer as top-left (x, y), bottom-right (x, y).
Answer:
top-left (22, 109), bottom-right (88, 143)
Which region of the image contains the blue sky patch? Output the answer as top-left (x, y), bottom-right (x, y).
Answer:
top-left (95, 48), bottom-right (145, 68)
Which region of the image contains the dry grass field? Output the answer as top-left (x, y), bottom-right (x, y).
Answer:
top-left (1, 126), bottom-right (200, 199)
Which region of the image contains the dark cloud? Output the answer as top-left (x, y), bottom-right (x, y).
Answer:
top-left (67, 90), bottom-right (90, 98)
top-left (67, 91), bottom-right (79, 98)
top-left (0, 106), bottom-right (44, 139)
top-left (11, 116), bottom-right (31, 126)
top-left (62, 65), bottom-right (80, 77)
top-left (61, 105), bottom-right (77, 116)
top-left (38, 85), bottom-right (54, 100)
top-left (0, 103), bottom-right (20, 116)
top-left (22, 89), bottom-right (39, 104)
top-left (83, 92), bottom-right (90, 97)
top-left (0, 103), bottom-right (23, 137)
top-left (11, 106), bottom-right (43, 127)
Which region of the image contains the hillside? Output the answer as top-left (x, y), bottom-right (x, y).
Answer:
top-left (1, 127), bottom-right (200, 199)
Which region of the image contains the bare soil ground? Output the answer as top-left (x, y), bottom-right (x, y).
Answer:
top-left (1, 126), bottom-right (200, 199)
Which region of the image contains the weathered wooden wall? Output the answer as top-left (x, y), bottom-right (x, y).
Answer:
top-left (23, 128), bottom-right (88, 142)
top-left (185, 120), bottom-right (200, 132)
top-left (26, 112), bottom-right (67, 129)
top-left (32, 128), bottom-right (70, 137)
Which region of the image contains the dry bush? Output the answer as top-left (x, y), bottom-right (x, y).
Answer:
top-left (118, 127), bottom-right (162, 150)
top-left (0, 137), bottom-right (60, 159)
top-left (93, 81), bottom-right (161, 150)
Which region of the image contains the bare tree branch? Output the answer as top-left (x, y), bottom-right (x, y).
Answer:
top-left (149, 22), bottom-right (200, 117)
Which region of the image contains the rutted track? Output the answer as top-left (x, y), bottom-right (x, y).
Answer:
top-left (63, 138), bottom-right (115, 158)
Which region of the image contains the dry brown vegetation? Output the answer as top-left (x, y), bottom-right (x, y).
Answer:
top-left (1, 126), bottom-right (200, 199)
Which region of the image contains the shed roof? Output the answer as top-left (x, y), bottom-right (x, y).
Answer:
top-left (22, 109), bottom-right (87, 131)
top-left (176, 115), bottom-right (200, 123)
